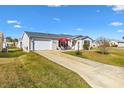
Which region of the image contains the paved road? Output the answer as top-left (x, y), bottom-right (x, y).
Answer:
top-left (35, 50), bottom-right (124, 88)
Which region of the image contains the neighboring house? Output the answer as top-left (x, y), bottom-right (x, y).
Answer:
top-left (6, 42), bottom-right (14, 47)
top-left (20, 31), bottom-right (93, 52)
top-left (6, 42), bottom-right (18, 47)
top-left (71, 35), bottom-right (93, 50)
top-left (109, 40), bottom-right (118, 47)
top-left (118, 41), bottom-right (124, 47)
top-left (0, 32), bottom-right (3, 51)
top-left (91, 40), bottom-right (97, 48)
top-left (3, 38), bottom-right (7, 48)
top-left (108, 40), bottom-right (124, 48)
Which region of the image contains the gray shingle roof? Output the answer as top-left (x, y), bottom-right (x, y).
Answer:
top-left (25, 31), bottom-right (74, 39)
top-left (24, 31), bottom-right (93, 40)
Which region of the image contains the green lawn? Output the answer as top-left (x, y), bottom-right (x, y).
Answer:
top-left (0, 48), bottom-right (90, 88)
top-left (64, 48), bottom-right (124, 67)
top-left (0, 47), bottom-right (25, 58)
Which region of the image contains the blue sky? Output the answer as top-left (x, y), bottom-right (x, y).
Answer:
top-left (0, 5), bottom-right (124, 40)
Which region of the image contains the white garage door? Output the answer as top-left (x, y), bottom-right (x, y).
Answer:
top-left (34, 40), bottom-right (51, 50)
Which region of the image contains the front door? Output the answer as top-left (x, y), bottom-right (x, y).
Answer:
top-left (58, 41), bottom-right (68, 50)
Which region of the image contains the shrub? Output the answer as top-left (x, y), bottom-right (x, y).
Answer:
top-left (96, 37), bottom-right (110, 54)
top-left (0, 51), bottom-right (26, 58)
top-left (75, 51), bottom-right (82, 56)
top-left (83, 43), bottom-right (90, 50)
top-left (0, 48), bottom-right (26, 58)
top-left (111, 45), bottom-right (118, 47)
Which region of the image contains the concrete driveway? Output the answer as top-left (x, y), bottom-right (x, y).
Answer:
top-left (35, 50), bottom-right (124, 88)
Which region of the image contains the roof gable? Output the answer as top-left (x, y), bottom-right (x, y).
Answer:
top-left (81, 36), bottom-right (93, 40)
top-left (72, 35), bottom-right (93, 40)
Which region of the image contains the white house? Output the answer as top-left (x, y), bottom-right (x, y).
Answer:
top-left (118, 41), bottom-right (124, 47)
top-left (71, 35), bottom-right (93, 50)
top-left (3, 38), bottom-right (7, 48)
top-left (108, 40), bottom-right (124, 48)
top-left (20, 31), bottom-right (93, 52)
top-left (109, 40), bottom-right (118, 47)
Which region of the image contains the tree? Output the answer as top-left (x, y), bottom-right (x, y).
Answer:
top-left (122, 36), bottom-right (124, 40)
top-left (6, 37), bottom-right (18, 42)
top-left (13, 38), bottom-right (18, 46)
top-left (6, 37), bottom-right (13, 42)
top-left (13, 38), bottom-right (18, 42)
top-left (96, 37), bottom-right (110, 54)
top-left (6, 37), bottom-right (18, 47)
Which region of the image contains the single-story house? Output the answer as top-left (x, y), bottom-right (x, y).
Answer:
top-left (19, 31), bottom-right (93, 52)
top-left (109, 40), bottom-right (118, 47)
top-left (108, 40), bottom-right (124, 47)
top-left (118, 41), bottom-right (124, 47)
top-left (6, 42), bottom-right (18, 47)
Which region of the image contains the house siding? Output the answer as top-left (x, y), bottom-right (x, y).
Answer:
top-left (74, 40), bottom-right (83, 50)
top-left (74, 38), bottom-right (93, 50)
top-left (118, 42), bottom-right (124, 47)
top-left (22, 33), bottom-right (30, 52)
top-left (82, 38), bottom-right (93, 48)
top-left (17, 39), bottom-right (22, 49)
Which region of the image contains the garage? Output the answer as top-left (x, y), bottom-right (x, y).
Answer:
top-left (34, 40), bottom-right (52, 50)
top-left (21, 31), bottom-right (74, 52)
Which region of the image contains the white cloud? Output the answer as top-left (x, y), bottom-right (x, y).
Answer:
top-left (109, 21), bottom-right (123, 26)
top-left (117, 29), bottom-right (124, 32)
top-left (47, 5), bottom-right (62, 7)
top-left (7, 20), bottom-right (22, 28)
top-left (7, 20), bottom-right (20, 24)
top-left (75, 28), bottom-right (83, 31)
top-left (14, 24), bottom-right (22, 28)
top-left (63, 33), bottom-right (68, 34)
top-left (112, 5), bottom-right (124, 12)
top-left (53, 17), bottom-right (61, 21)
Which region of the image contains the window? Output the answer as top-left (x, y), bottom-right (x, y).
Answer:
top-left (83, 40), bottom-right (90, 50)
top-left (84, 40), bottom-right (90, 45)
